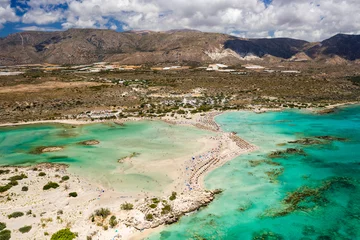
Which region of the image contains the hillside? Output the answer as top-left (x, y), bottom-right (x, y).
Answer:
top-left (0, 29), bottom-right (359, 65)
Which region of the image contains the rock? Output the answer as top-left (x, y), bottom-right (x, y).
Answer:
top-left (78, 140), bottom-right (100, 145)
top-left (288, 138), bottom-right (323, 145)
top-left (317, 108), bottom-right (336, 115)
top-left (30, 146), bottom-right (64, 154)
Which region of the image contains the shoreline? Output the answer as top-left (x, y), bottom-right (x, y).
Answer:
top-left (1, 103), bottom-right (357, 239)
top-left (0, 101), bottom-right (358, 128)
top-left (0, 110), bottom-right (259, 240)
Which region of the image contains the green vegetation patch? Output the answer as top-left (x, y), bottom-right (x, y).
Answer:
top-left (19, 226), bottom-right (32, 233)
top-left (161, 204), bottom-right (172, 215)
top-left (109, 216), bottom-right (117, 228)
top-left (8, 173), bottom-right (27, 181)
top-left (145, 214), bottom-right (153, 221)
top-left (169, 192), bottom-right (177, 201)
top-left (121, 202), bottom-right (133, 210)
top-left (0, 222), bottom-right (6, 231)
top-left (94, 208), bottom-right (111, 219)
top-left (0, 230), bottom-right (11, 240)
top-left (69, 192), bottom-right (77, 197)
top-left (61, 176), bottom-right (70, 181)
top-left (50, 228), bottom-right (76, 240)
top-left (43, 182), bottom-right (59, 190)
top-left (0, 170), bottom-right (10, 175)
top-left (38, 172), bottom-right (46, 176)
top-left (8, 212), bottom-right (24, 219)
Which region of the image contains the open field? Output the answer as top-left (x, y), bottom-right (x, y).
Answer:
top-left (0, 62), bottom-right (359, 123)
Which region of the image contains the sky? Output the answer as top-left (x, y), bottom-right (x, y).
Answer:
top-left (0, 0), bottom-right (359, 41)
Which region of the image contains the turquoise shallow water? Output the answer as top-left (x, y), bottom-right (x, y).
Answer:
top-left (148, 105), bottom-right (360, 240)
top-left (0, 121), bottom-right (212, 194)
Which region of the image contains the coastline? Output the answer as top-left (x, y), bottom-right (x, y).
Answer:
top-left (0, 111), bottom-right (259, 240)
top-left (1, 103), bottom-right (357, 239)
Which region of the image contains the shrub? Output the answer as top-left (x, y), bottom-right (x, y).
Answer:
top-left (21, 186), bottom-right (28, 191)
top-left (19, 225), bottom-right (32, 233)
top-left (0, 222), bottom-right (6, 231)
top-left (0, 185), bottom-right (11, 193)
top-left (0, 230), bottom-right (11, 240)
top-left (149, 203), bottom-right (158, 209)
top-left (50, 228), bottom-right (76, 240)
top-left (161, 204), bottom-right (171, 215)
top-left (109, 216), bottom-right (117, 228)
top-left (0, 170), bottom-right (10, 175)
top-left (43, 182), bottom-right (59, 190)
top-left (8, 212), bottom-right (24, 219)
top-left (26, 210), bottom-right (32, 215)
top-left (169, 192), bottom-right (177, 201)
top-left (69, 192), bottom-right (77, 197)
top-left (103, 225), bottom-right (108, 231)
top-left (145, 214), bottom-right (153, 221)
top-left (61, 176), bottom-right (70, 181)
top-left (38, 172), bottom-right (46, 177)
top-left (94, 208), bottom-right (111, 219)
top-left (8, 174), bottom-right (27, 181)
top-left (120, 202), bottom-right (133, 210)
top-left (8, 180), bottom-right (18, 186)
top-left (151, 198), bottom-right (160, 204)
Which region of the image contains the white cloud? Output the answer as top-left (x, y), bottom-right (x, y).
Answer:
top-left (16, 25), bottom-right (60, 31)
top-left (0, 0), bottom-right (19, 28)
top-left (2, 0), bottom-right (360, 41)
top-left (22, 9), bottom-right (64, 25)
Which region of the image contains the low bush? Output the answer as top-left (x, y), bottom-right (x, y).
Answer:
top-left (149, 203), bottom-right (157, 209)
top-left (121, 202), bottom-right (133, 210)
top-left (19, 225), bottom-right (32, 233)
top-left (8, 174), bottom-right (27, 181)
top-left (145, 214), bottom-right (153, 221)
top-left (8, 212), bottom-right (24, 219)
top-left (61, 176), bottom-right (70, 181)
top-left (109, 216), bottom-right (117, 228)
top-left (38, 172), bottom-right (46, 177)
top-left (161, 204), bottom-right (171, 215)
top-left (69, 192), bottom-right (77, 197)
top-left (0, 170), bottom-right (10, 175)
top-left (43, 182), bottom-right (59, 190)
top-left (169, 192), bottom-right (177, 201)
top-left (21, 186), bottom-right (28, 191)
top-left (0, 185), bottom-right (12, 193)
top-left (0, 222), bottom-right (6, 231)
top-left (94, 208), bottom-right (111, 219)
top-left (50, 228), bottom-right (76, 240)
top-left (8, 180), bottom-right (18, 186)
top-left (0, 230), bottom-right (11, 240)
top-left (151, 198), bottom-right (160, 204)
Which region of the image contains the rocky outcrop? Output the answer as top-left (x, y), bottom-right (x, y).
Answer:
top-left (123, 189), bottom-right (222, 230)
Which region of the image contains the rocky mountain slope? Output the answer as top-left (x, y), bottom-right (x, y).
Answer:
top-left (0, 29), bottom-right (359, 65)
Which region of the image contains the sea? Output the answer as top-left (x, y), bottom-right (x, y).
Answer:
top-left (148, 105), bottom-right (360, 240)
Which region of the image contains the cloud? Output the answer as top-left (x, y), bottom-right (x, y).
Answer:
top-left (22, 8), bottom-right (64, 25)
top-left (15, 25), bottom-right (60, 32)
top-left (0, 0), bottom-right (19, 28)
top-left (2, 0), bottom-right (360, 41)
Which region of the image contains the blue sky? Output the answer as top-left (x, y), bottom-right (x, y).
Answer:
top-left (0, 0), bottom-right (359, 41)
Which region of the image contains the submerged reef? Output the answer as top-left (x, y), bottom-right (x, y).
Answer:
top-left (249, 159), bottom-right (281, 167)
top-left (264, 177), bottom-right (355, 217)
top-left (268, 148), bottom-right (306, 158)
top-left (252, 229), bottom-right (284, 240)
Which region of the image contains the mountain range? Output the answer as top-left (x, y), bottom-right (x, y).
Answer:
top-left (0, 29), bottom-right (359, 66)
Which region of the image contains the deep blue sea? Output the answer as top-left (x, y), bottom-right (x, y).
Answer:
top-left (149, 105), bottom-right (360, 240)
